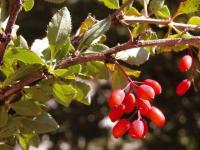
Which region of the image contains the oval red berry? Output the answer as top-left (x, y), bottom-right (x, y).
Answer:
top-left (108, 104), bottom-right (125, 122)
top-left (178, 55), bottom-right (192, 72)
top-left (144, 79), bottom-right (162, 95)
top-left (108, 89), bottom-right (125, 108)
top-left (148, 106), bottom-right (166, 127)
top-left (176, 79), bottom-right (191, 96)
top-left (137, 99), bottom-right (151, 116)
top-left (122, 93), bottom-right (136, 113)
top-left (112, 119), bottom-right (130, 138)
top-left (136, 85), bottom-right (155, 101)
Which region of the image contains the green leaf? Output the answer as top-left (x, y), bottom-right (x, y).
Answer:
top-left (176, 0), bottom-right (200, 15)
top-left (124, 7), bottom-right (141, 16)
top-left (44, 0), bottom-right (66, 3)
top-left (101, 0), bottom-right (120, 9)
top-left (78, 19), bottom-right (111, 51)
top-left (14, 35), bottom-right (29, 49)
top-left (11, 100), bottom-right (44, 116)
top-left (52, 80), bottom-right (77, 107)
top-left (19, 133), bottom-right (40, 150)
top-left (84, 43), bottom-right (109, 54)
top-left (22, 113), bottom-right (59, 134)
top-left (116, 47), bottom-right (150, 66)
top-left (4, 47), bottom-right (45, 65)
top-left (0, 106), bottom-right (8, 128)
top-left (149, 0), bottom-right (165, 14)
top-left (72, 81), bottom-right (91, 105)
top-left (112, 65), bottom-right (128, 89)
top-left (22, 0), bottom-right (34, 12)
top-left (155, 5), bottom-right (170, 19)
top-left (47, 7), bottom-right (72, 59)
top-left (187, 16), bottom-right (200, 25)
top-left (0, 117), bottom-right (22, 139)
top-left (0, 0), bottom-right (10, 23)
top-left (0, 144), bottom-right (13, 150)
top-left (82, 61), bottom-right (109, 79)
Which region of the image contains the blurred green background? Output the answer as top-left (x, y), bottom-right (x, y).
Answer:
top-left (16, 0), bottom-right (200, 150)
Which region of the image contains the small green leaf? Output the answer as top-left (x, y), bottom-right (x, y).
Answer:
top-left (22, 0), bottom-right (34, 12)
top-left (116, 47), bottom-right (150, 66)
top-left (44, 0), bottom-right (66, 3)
top-left (11, 100), bottom-right (44, 116)
top-left (149, 0), bottom-right (165, 14)
top-left (78, 19), bottom-right (111, 51)
top-left (124, 7), bottom-right (141, 16)
top-left (14, 35), bottom-right (29, 49)
top-left (101, 0), bottom-right (120, 9)
top-left (52, 80), bottom-right (77, 107)
top-left (22, 113), bottom-right (59, 134)
top-left (19, 133), bottom-right (40, 150)
top-left (155, 5), bottom-right (170, 19)
top-left (0, 106), bottom-right (8, 128)
top-left (176, 0), bottom-right (200, 15)
top-left (47, 7), bottom-right (72, 59)
top-left (112, 65), bottom-right (128, 89)
top-left (84, 43), bottom-right (109, 54)
top-left (187, 16), bottom-right (200, 25)
top-left (4, 47), bottom-right (45, 65)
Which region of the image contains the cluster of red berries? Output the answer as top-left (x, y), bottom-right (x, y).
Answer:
top-left (176, 55), bottom-right (193, 96)
top-left (108, 79), bottom-right (166, 139)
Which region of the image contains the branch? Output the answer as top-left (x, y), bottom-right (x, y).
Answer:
top-left (0, 0), bottom-right (22, 64)
top-left (1, 36), bottom-right (200, 101)
top-left (123, 16), bottom-right (200, 31)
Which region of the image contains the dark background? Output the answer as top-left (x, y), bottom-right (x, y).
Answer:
top-left (16, 0), bottom-right (200, 149)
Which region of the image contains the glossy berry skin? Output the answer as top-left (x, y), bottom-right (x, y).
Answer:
top-left (112, 119), bottom-right (130, 138)
top-left (137, 99), bottom-right (151, 116)
top-left (178, 55), bottom-right (192, 72)
top-left (144, 79), bottom-right (162, 95)
top-left (129, 119), bottom-right (148, 139)
top-left (109, 104), bottom-right (125, 122)
top-left (122, 93), bottom-right (136, 113)
top-left (136, 85), bottom-right (155, 101)
top-left (176, 79), bottom-right (191, 96)
top-left (108, 89), bottom-right (125, 108)
top-left (148, 106), bottom-right (166, 127)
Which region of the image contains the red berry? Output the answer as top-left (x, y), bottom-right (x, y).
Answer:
top-left (112, 119), bottom-right (130, 138)
top-left (144, 79), bottom-right (162, 95)
top-left (108, 89), bottom-right (125, 108)
top-left (129, 119), bottom-right (148, 139)
top-left (148, 106), bottom-right (166, 127)
top-left (176, 79), bottom-right (191, 96)
top-left (178, 55), bottom-right (192, 72)
top-left (136, 85), bottom-right (155, 101)
top-left (109, 104), bottom-right (125, 122)
top-left (137, 99), bottom-right (151, 116)
top-left (122, 93), bottom-right (136, 113)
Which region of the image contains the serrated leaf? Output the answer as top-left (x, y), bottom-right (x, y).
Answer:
top-left (0, 106), bottom-right (8, 128)
top-left (11, 100), bottom-right (44, 116)
top-left (102, 0), bottom-right (119, 9)
top-left (44, 0), bottom-right (66, 3)
top-left (52, 80), bottom-right (77, 107)
top-left (187, 16), bottom-right (200, 25)
top-left (78, 19), bottom-right (111, 51)
top-left (149, 0), bottom-right (165, 14)
top-left (22, 0), bottom-right (34, 12)
top-left (155, 5), bottom-right (170, 19)
top-left (176, 0), bottom-right (200, 15)
top-left (116, 47), bottom-right (150, 66)
top-left (47, 7), bottom-right (72, 59)
top-left (4, 47), bottom-right (45, 65)
top-left (19, 133), bottom-right (40, 150)
top-left (112, 66), bottom-right (128, 89)
top-left (22, 113), bottom-right (59, 134)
